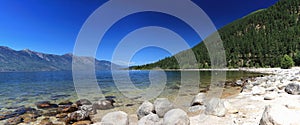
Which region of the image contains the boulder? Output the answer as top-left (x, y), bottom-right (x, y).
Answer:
top-left (92, 99), bottom-right (115, 110)
top-left (285, 83), bottom-right (300, 95)
top-left (101, 111), bottom-right (129, 125)
top-left (190, 93), bottom-right (206, 106)
top-left (251, 86), bottom-right (266, 95)
top-left (80, 105), bottom-right (97, 115)
top-left (205, 98), bottom-right (227, 117)
top-left (138, 113), bottom-right (160, 125)
top-left (163, 109), bottom-right (190, 125)
top-left (154, 98), bottom-right (174, 118)
top-left (260, 105), bottom-right (300, 125)
top-left (188, 105), bottom-right (206, 113)
top-left (137, 101), bottom-right (154, 119)
top-left (35, 101), bottom-right (58, 109)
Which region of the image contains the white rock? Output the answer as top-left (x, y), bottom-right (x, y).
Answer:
top-left (224, 100), bottom-right (238, 114)
top-left (251, 86), bottom-right (266, 95)
top-left (260, 105), bottom-right (300, 125)
top-left (138, 113), bottom-right (160, 125)
top-left (163, 109), bottom-right (190, 125)
top-left (191, 93), bottom-right (206, 106)
top-left (205, 98), bottom-right (227, 117)
top-left (264, 92), bottom-right (278, 100)
top-left (136, 101), bottom-right (154, 119)
top-left (101, 111), bottom-right (129, 125)
top-left (154, 98), bottom-right (174, 118)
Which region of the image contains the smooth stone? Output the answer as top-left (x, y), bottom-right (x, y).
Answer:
top-left (264, 92), bottom-right (278, 100)
top-left (190, 93), bottom-right (206, 106)
top-left (128, 114), bottom-right (138, 125)
top-left (58, 100), bottom-right (73, 105)
top-left (101, 111), bottom-right (129, 125)
top-left (72, 120), bottom-right (91, 125)
top-left (92, 99), bottom-right (115, 110)
top-left (154, 98), bottom-right (174, 118)
top-left (58, 104), bottom-right (78, 113)
top-left (251, 86), bottom-right (266, 95)
top-left (38, 118), bottom-right (54, 125)
top-left (137, 101), bottom-right (154, 119)
top-left (188, 105), bottom-right (206, 113)
top-left (35, 101), bottom-right (58, 109)
top-left (5, 116), bottom-right (23, 125)
top-left (285, 83), bottom-right (300, 95)
top-left (163, 109), bottom-right (190, 125)
top-left (75, 99), bottom-right (92, 106)
top-left (205, 98), bottom-right (227, 117)
top-left (260, 105), bottom-right (300, 125)
top-left (66, 110), bottom-right (89, 123)
top-left (138, 113), bottom-right (160, 125)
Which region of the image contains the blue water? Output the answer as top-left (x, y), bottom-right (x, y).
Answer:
top-left (0, 70), bottom-right (260, 112)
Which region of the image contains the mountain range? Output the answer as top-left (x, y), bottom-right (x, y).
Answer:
top-left (0, 46), bottom-right (120, 72)
top-left (131, 0), bottom-right (300, 69)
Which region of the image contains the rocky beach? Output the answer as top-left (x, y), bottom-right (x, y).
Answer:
top-left (1, 68), bottom-right (300, 125)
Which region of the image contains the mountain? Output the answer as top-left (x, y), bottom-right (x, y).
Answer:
top-left (0, 46), bottom-right (120, 72)
top-left (131, 0), bottom-right (300, 69)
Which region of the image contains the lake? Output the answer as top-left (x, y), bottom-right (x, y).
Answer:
top-left (0, 70), bottom-right (261, 114)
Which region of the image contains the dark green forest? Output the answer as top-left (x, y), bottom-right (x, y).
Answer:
top-left (131, 0), bottom-right (300, 69)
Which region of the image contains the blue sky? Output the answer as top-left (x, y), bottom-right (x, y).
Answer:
top-left (0, 0), bottom-right (278, 66)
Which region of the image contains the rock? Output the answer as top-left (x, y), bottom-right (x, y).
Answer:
top-left (205, 98), bottom-right (227, 117)
top-left (92, 99), bottom-right (115, 110)
top-left (66, 110), bottom-right (89, 123)
top-left (285, 83), bottom-right (300, 95)
top-left (56, 113), bottom-right (68, 118)
top-left (251, 86), bottom-right (266, 95)
top-left (80, 105), bottom-right (97, 115)
top-left (38, 118), bottom-right (54, 125)
top-left (260, 105), bottom-right (300, 125)
top-left (101, 111), bottom-right (129, 125)
top-left (188, 105), bottom-right (206, 113)
top-left (224, 101), bottom-right (238, 114)
top-left (0, 107), bottom-right (37, 120)
top-left (59, 104), bottom-right (78, 113)
top-left (284, 101), bottom-right (300, 110)
top-left (190, 93), bottom-right (206, 106)
top-left (154, 98), bottom-right (174, 118)
top-left (5, 116), bottom-right (23, 125)
top-left (35, 101), bottom-right (58, 109)
top-left (128, 114), bottom-right (138, 125)
top-left (235, 80), bottom-right (244, 86)
top-left (138, 113), bottom-right (160, 125)
top-left (126, 104), bottom-right (134, 107)
top-left (75, 99), bottom-right (92, 106)
top-left (58, 100), bottom-right (73, 105)
top-left (264, 92), bottom-right (278, 100)
top-left (72, 120), bottom-right (91, 125)
top-left (137, 101), bottom-right (155, 119)
top-left (163, 109), bottom-right (190, 125)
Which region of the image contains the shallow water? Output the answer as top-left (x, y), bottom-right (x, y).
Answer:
top-left (0, 70), bottom-right (261, 114)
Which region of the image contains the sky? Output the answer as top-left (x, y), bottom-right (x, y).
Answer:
top-left (0, 0), bottom-right (279, 66)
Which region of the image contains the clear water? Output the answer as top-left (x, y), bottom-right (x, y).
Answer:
top-left (0, 70), bottom-right (261, 113)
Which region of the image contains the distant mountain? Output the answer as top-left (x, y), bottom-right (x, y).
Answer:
top-left (131, 0), bottom-right (300, 69)
top-left (0, 46), bottom-right (120, 72)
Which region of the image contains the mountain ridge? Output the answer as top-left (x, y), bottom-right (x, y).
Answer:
top-left (0, 46), bottom-right (120, 72)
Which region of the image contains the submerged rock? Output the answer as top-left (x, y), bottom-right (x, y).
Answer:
top-left (35, 101), bottom-right (58, 109)
top-left (154, 98), bottom-right (174, 118)
top-left (137, 101), bottom-right (155, 119)
top-left (75, 99), bottom-right (92, 106)
top-left (285, 83), bottom-right (300, 95)
top-left (101, 111), bottom-right (129, 125)
top-left (66, 110), bottom-right (89, 123)
top-left (163, 109), bottom-right (190, 125)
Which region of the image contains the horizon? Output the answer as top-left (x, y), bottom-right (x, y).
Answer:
top-left (0, 0), bottom-right (279, 66)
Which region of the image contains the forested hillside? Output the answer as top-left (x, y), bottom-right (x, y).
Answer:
top-left (131, 0), bottom-right (300, 69)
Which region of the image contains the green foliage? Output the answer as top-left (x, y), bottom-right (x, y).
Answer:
top-left (294, 51), bottom-right (300, 66)
top-left (131, 0), bottom-right (300, 69)
top-left (281, 55), bottom-right (294, 69)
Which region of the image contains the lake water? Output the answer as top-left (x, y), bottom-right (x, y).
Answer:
top-left (0, 70), bottom-right (261, 114)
